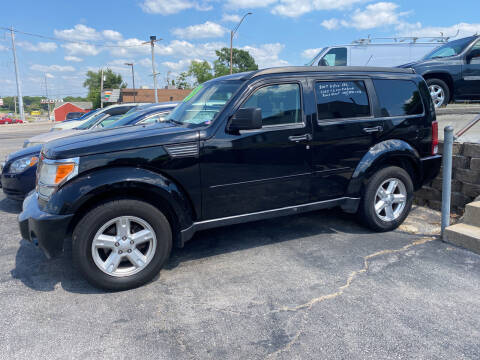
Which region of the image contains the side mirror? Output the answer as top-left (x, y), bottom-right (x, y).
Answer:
top-left (467, 49), bottom-right (480, 63)
top-left (227, 107), bottom-right (262, 132)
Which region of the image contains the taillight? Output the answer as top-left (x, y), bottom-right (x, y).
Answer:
top-left (431, 121), bottom-right (438, 155)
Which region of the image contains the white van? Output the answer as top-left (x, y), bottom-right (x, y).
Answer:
top-left (307, 37), bottom-right (447, 67)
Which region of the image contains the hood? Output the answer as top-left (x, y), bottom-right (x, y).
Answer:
top-left (42, 122), bottom-right (199, 159)
top-left (6, 144), bottom-right (43, 162)
top-left (26, 129), bottom-right (82, 145)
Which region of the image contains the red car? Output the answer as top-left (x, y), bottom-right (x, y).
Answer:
top-left (13, 119), bottom-right (23, 124)
top-left (0, 117), bottom-right (13, 124)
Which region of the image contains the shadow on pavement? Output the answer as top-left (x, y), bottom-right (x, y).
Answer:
top-left (0, 197), bottom-right (22, 214)
top-left (11, 208), bottom-right (369, 294)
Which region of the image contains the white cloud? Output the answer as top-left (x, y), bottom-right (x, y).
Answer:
top-left (140, 0), bottom-right (211, 15)
top-left (301, 48), bottom-right (322, 59)
top-left (54, 24), bottom-right (101, 41)
top-left (222, 14), bottom-right (242, 22)
top-left (172, 21), bottom-right (227, 39)
top-left (109, 38), bottom-right (150, 57)
top-left (30, 64), bottom-right (76, 72)
top-left (62, 42), bottom-right (101, 56)
top-left (162, 59), bottom-right (195, 71)
top-left (321, 2), bottom-right (407, 30)
top-left (321, 18), bottom-right (340, 30)
top-left (64, 55), bottom-right (83, 62)
top-left (102, 30), bottom-right (123, 41)
top-left (17, 41), bottom-right (57, 52)
top-left (225, 0), bottom-right (276, 9)
top-left (45, 73), bottom-right (55, 79)
top-left (0, 44), bottom-right (7, 51)
top-left (241, 43), bottom-right (288, 68)
top-left (398, 22), bottom-right (480, 39)
top-left (156, 40), bottom-right (225, 60)
top-left (138, 58), bottom-right (153, 68)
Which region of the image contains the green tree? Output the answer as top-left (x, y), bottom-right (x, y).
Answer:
top-left (188, 60), bottom-right (214, 85)
top-left (175, 72), bottom-right (192, 89)
top-left (214, 48), bottom-right (258, 77)
top-left (83, 68), bottom-right (126, 108)
top-left (63, 96), bottom-right (88, 102)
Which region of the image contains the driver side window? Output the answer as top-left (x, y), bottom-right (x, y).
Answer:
top-left (319, 48), bottom-right (347, 66)
top-left (241, 83), bottom-right (302, 126)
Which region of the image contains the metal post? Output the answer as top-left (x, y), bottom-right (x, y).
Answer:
top-left (10, 26), bottom-right (25, 121)
top-left (150, 36), bottom-right (158, 103)
top-left (131, 65), bottom-right (136, 103)
top-left (100, 68), bottom-right (104, 108)
top-left (44, 73), bottom-right (51, 121)
top-left (230, 31), bottom-right (233, 75)
top-left (441, 126), bottom-right (454, 239)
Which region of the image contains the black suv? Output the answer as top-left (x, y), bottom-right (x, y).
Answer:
top-left (399, 35), bottom-right (480, 107)
top-left (19, 66), bottom-right (441, 290)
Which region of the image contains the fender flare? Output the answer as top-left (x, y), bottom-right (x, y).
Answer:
top-left (346, 139), bottom-right (421, 197)
top-left (45, 166), bottom-right (196, 231)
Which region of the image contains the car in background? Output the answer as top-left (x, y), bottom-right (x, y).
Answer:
top-left (63, 109), bottom-right (98, 123)
top-left (24, 105), bottom-right (141, 147)
top-left (2, 103), bottom-right (177, 200)
top-left (0, 117), bottom-right (13, 124)
top-left (65, 111), bottom-right (86, 121)
top-left (53, 103), bottom-right (146, 131)
top-left (398, 35), bottom-right (480, 107)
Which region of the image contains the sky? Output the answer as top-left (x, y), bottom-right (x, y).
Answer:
top-left (1, 0), bottom-right (479, 98)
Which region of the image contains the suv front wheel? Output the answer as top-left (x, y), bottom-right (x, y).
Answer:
top-left (358, 166), bottom-right (413, 232)
top-left (73, 199), bottom-right (172, 291)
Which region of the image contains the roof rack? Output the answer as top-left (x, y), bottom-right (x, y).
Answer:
top-left (248, 66), bottom-right (415, 79)
top-left (352, 35), bottom-right (450, 45)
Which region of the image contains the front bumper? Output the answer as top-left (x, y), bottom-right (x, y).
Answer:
top-left (18, 193), bottom-right (74, 259)
top-left (420, 154), bottom-right (442, 185)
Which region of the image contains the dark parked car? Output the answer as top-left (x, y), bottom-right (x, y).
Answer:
top-left (399, 35), bottom-right (480, 107)
top-left (2, 103), bottom-right (176, 200)
top-left (65, 111), bottom-right (86, 120)
top-left (19, 66), bottom-right (441, 290)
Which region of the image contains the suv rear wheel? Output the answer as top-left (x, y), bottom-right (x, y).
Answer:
top-left (426, 78), bottom-right (450, 108)
top-left (73, 199), bottom-right (172, 291)
top-left (358, 166), bottom-right (413, 232)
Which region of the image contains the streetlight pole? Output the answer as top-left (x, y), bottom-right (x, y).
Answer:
top-left (230, 12), bottom-right (252, 74)
top-left (10, 26), bottom-right (25, 121)
top-left (125, 63), bottom-right (136, 103)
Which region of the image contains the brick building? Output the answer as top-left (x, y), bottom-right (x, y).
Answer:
top-left (120, 88), bottom-right (192, 103)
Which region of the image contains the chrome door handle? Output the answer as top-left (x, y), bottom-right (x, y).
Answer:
top-left (363, 126), bottom-right (383, 133)
top-left (288, 134), bottom-right (312, 142)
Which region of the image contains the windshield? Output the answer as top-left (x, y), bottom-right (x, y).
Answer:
top-left (423, 37), bottom-right (474, 60)
top-left (104, 108), bottom-right (172, 128)
top-left (75, 112), bottom-right (109, 130)
top-left (166, 81), bottom-right (243, 127)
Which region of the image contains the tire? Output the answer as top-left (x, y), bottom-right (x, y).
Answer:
top-left (73, 199), bottom-right (172, 291)
top-left (426, 78), bottom-right (450, 108)
top-left (358, 166), bottom-right (413, 232)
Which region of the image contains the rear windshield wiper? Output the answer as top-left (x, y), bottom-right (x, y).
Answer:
top-left (167, 118), bottom-right (183, 126)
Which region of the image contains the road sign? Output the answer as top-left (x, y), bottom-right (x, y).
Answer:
top-left (0, 99), bottom-right (3, 106)
top-left (41, 99), bottom-right (63, 104)
top-left (102, 89), bottom-right (120, 103)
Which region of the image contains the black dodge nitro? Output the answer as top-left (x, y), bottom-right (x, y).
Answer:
top-left (19, 66), bottom-right (441, 290)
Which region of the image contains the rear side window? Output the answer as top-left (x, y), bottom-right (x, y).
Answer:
top-left (373, 79), bottom-right (424, 117)
top-left (315, 80), bottom-right (370, 120)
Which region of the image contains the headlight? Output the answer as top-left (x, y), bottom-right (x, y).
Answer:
top-left (37, 157), bottom-right (79, 200)
top-left (9, 155), bottom-right (39, 174)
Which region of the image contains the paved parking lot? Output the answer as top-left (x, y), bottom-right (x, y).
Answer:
top-left (0, 116), bottom-right (479, 359)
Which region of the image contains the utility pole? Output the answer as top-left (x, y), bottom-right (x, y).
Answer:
top-left (124, 63), bottom-right (136, 103)
top-left (148, 36), bottom-right (161, 103)
top-left (230, 13), bottom-right (252, 74)
top-left (100, 68), bottom-right (104, 108)
top-left (14, 96), bottom-right (16, 115)
top-left (10, 26), bottom-right (25, 121)
top-left (44, 73), bottom-right (51, 121)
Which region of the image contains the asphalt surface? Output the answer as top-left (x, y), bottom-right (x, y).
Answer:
top-left (0, 116), bottom-right (479, 359)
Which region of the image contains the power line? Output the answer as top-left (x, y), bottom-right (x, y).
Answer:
top-left (0, 26), bottom-right (149, 49)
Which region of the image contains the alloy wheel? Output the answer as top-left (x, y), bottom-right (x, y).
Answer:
top-left (429, 84), bottom-right (445, 107)
top-left (374, 178), bottom-right (407, 222)
top-left (91, 216), bottom-right (157, 277)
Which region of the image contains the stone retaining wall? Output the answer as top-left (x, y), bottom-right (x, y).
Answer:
top-left (415, 142), bottom-right (480, 213)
